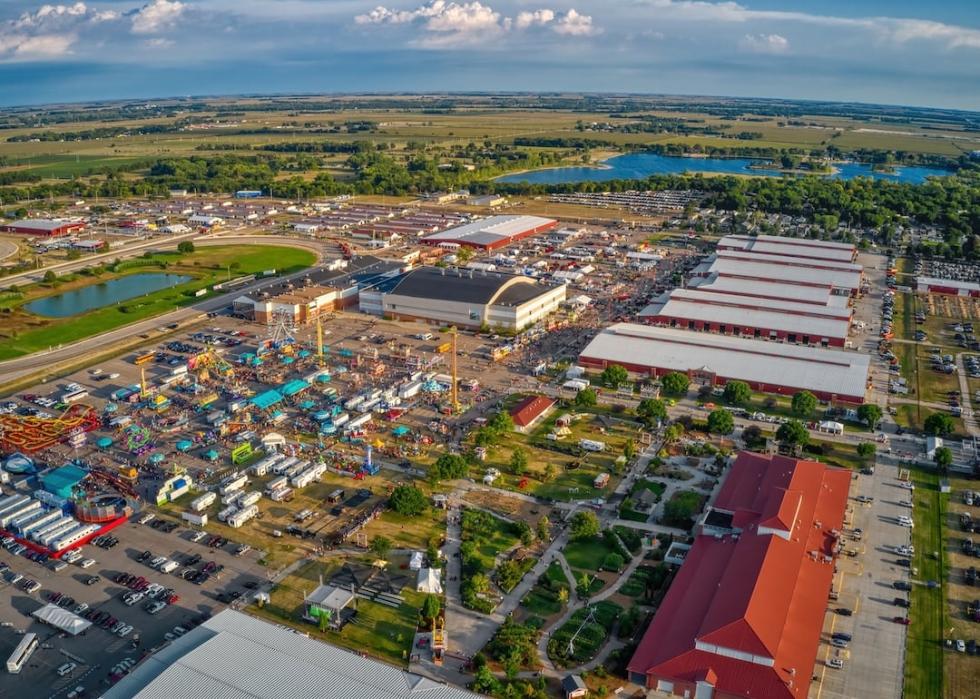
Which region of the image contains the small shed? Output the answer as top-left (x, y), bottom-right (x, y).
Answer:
top-left (409, 551), bottom-right (424, 571)
top-left (561, 674), bottom-right (588, 699)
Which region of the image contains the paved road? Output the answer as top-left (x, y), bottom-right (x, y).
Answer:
top-left (0, 237), bottom-right (17, 261)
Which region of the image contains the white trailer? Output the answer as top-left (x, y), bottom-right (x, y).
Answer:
top-left (345, 413), bottom-right (372, 431)
top-left (19, 510), bottom-right (62, 537)
top-left (344, 395), bottom-right (365, 411)
top-left (39, 520), bottom-right (80, 548)
top-left (219, 475), bottom-right (248, 496)
top-left (30, 515), bottom-right (74, 542)
top-left (182, 511), bottom-right (208, 526)
top-left (269, 487), bottom-right (293, 502)
top-left (273, 456), bottom-right (298, 475)
top-left (217, 506), bottom-right (238, 523)
top-left (0, 496), bottom-right (31, 518)
top-left (265, 476), bottom-right (288, 494)
top-left (331, 412), bottom-right (350, 428)
top-left (237, 491), bottom-right (262, 508)
top-left (51, 524), bottom-right (99, 551)
top-left (290, 470), bottom-right (315, 489)
top-left (190, 492), bottom-right (216, 512)
top-left (0, 500), bottom-right (41, 528)
top-left (10, 509), bottom-right (49, 533)
top-left (221, 492), bottom-right (241, 506)
top-left (227, 505), bottom-right (258, 528)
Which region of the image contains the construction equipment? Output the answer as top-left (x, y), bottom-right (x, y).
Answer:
top-left (449, 326), bottom-right (460, 414)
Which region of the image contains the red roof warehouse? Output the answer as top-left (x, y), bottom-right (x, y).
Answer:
top-left (1, 219), bottom-right (86, 237)
top-left (628, 452), bottom-right (851, 699)
top-left (508, 394), bottom-right (556, 432)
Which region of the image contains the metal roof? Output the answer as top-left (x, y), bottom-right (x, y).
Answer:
top-left (422, 215), bottom-right (554, 246)
top-left (716, 249), bottom-right (862, 272)
top-left (658, 289), bottom-right (852, 320)
top-left (580, 324), bottom-right (870, 399)
top-left (687, 275), bottom-right (841, 306)
top-left (102, 609), bottom-right (481, 699)
top-left (4, 218), bottom-right (82, 231)
top-left (718, 234), bottom-right (856, 262)
top-left (386, 266), bottom-right (556, 307)
top-left (727, 233), bottom-right (854, 250)
top-left (708, 256), bottom-right (862, 291)
top-left (917, 276), bottom-right (980, 291)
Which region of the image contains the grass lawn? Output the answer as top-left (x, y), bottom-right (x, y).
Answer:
top-left (521, 562), bottom-right (569, 617)
top-left (252, 560), bottom-right (424, 667)
top-left (904, 469), bottom-right (946, 699)
top-left (618, 565), bottom-right (669, 598)
top-left (564, 538), bottom-right (617, 572)
top-left (0, 245), bottom-right (315, 359)
top-left (360, 508), bottom-right (445, 551)
top-left (804, 439), bottom-right (867, 471)
top-left (461, 508), bottom-right (521, 571)
top-left (548, 600), bottom-right (622, 666)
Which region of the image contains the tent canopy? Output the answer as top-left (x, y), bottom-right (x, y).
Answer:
top-left (96, 437), bottom-right (114, 448)
top-left (416, 567), bottom-right (442, 594)
top-left (176, 440), bottom-right (193, 452)
top-left (262, 432), bottom-right (286, 447)
top-left (33, 603), bottom-right (92, 636)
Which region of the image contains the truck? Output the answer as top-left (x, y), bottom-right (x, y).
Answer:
top-left (190, 492), bottom-right (216, 512)
top-left (182, 511), bottom-right (208, 526)
top-left (436, 342), bottom-right (451, 353)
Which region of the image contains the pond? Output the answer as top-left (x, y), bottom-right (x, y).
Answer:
top-left (495, 152), bottom-right (950, 185)
top-left (26, 273), bottom-right (192, 318)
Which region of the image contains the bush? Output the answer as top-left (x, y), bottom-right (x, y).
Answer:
top-left (388, 484), bottom-right (427, 515)
top-left (602, 552), bottom-right (625, 572)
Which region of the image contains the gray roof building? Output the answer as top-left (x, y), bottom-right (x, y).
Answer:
top-left (101, 609), bottom-right (481, 699)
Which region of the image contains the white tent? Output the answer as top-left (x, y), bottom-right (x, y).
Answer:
top-left (32, 603), bottom-right (92, 636)
top-left (416, 568), bottom-right (442, 594)
top-left (262, 432), bottom-right (286, 448)
top-left (409, 551), bottom-right (424, 571)
top-left (818, 421), bottom-right (844, 435)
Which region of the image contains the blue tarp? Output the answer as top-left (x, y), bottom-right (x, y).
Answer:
top-left (176, 440), bottom-right (193, 452)
top-left (280, 379), bottom-right (309, 397)
top-left (96, 437), bottom-right (113, 448)
top-left (251, 389), bottom-right (284, 410)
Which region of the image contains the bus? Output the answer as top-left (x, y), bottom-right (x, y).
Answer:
top-left (6, 633), bottom-right (38, 674)
top-left (134, 351), bottom-right (157, 365)
top-left (61, 388), bottom-right (89, 404)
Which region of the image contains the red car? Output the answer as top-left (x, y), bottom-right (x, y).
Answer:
top-left (166, 594), bottom-right (180, 605)
top-left (893, 616), bottom-right (912, 625)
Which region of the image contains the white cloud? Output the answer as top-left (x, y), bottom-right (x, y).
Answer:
top-left (11, 33), bottom-right (76, 57)
top-left (554, 9), bottom-right (597, 36)
top-left (0, 2), bottom-right (120, 61)
top-left (514, 9), bottom-right (554, 30)
top-left (739, 32), bottom-right (788, 54)
top-left (131, 0), bottom-right (186, 34)
top-left (356, 2), bottom-right (598, 44)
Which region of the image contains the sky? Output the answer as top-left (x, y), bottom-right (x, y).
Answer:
top-left (0, 0), bottom-right (979, 110)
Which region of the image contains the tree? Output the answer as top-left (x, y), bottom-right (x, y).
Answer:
top-left (487, 410), bottom-right (515, 433)
top-left (664, 422), bottom-right (685, 444)
top-left (516, 521), bottom-right (534, 546)
top-left (776, 419), bottom-right (810, 447)
top-left (934, 446), bottom-right (954, 472)
top-left (421, 593), bottom-right (441, 623)
top-left (42, 270), bottom-right (57, 284)
top-left (623, 439), bottom-right (637, 460)
top-left (662, 491), bottom-right (702, 528)
top-left (660, 372), bottom-right (690, 396)
top-left (637, 398), bottom-right (667, 426)
top-left (557, 587), bottom-right (569, 604)
top-left (536, 516), bottom-right (551, 541)
top-left (856, 442), bottom-right (876, 461)
top-left (722, 380), bottom-right (751, 406)
top-left (600, 364), bottom-right (629, 388)
top-left (369, 535), bottom-right (392, 561)
top-left (432, 453), bottom-right (468, 482)
top-left (509, 447), bottom-right (529, 476)
top-left (857, 404), bottom-right (883, 430)
top-left (574, 387), bottom-right (597, 407)
top-left (543, 463), bottom-right (557, 481)
top-left (569, 510), bottom-right (600, 540)
top-left (472, 665), bottom-right (501, 695)
top-left (388, 484), bottom-right (428, 515)
top-left (177, 240), bottom-right (195, 253)
top-left (602, 552), bottom-right (625, 572)
top-left (706, 409), bottom-right (734, 435)
top-left (791, 391), bottom-right (818, 417)
top-left (924, 412), bottom-right (955, 436)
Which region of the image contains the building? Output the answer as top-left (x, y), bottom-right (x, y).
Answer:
top-left (304, 584), bottom-right (356, 630)
top-left (628, 452), bottom-right (851, 699)
top-left (717, 234), bottom-right (857, 263)
top-left (40, 464), bottom-right (87, 499)
top-left (421, 215), bottom-right (557, 251)
top-left (687, 275), bottom-right (843, 307)
top-left (693, 253), bottom-right (862, 297)
top-left (916, 276), bottom-right (980, 297)
top-left (561, 675), bottom-right (589, 699)
top-left (467, 194), bottom-right (507, 207)
top-left (101, 609), bottom-right (482, 699)
top-left (187, 214), bottom-right (224, 228)
top-left (639, 288), bottom-right (853, 347)
top-left (1, 218), bottom-right (85, 237)
top-left (233, 258), bottom-right (401, 324)
top-left (579, 324), bottom-right (870, 403)
top-left (509, 395), bottom-right (556, 432)
top-left (361, 266), bottom-right (566, 331)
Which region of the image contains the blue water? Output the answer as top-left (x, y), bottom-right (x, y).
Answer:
top-left (495, 152), bottom-right (949, 185)
top-left (26, 273), bottom-right (191, 317)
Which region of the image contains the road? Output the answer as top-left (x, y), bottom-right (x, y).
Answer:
top-left (0, 237), bottom-right (18, 262)
top-left (0, 236), bottom-right (325, 386)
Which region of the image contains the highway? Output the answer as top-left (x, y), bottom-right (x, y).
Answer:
top-left (0, 234), bottom-right (326, 386)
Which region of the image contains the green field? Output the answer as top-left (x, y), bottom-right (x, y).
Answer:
top-left (904, 469), bottom-right (946, 699)
top-left (0, 245), bottom-right (315, 359)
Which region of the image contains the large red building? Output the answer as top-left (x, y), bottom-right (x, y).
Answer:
top-left (1, 219), bottom-right (85, 237)
top-left (628, 452), bottom-right (851, 699)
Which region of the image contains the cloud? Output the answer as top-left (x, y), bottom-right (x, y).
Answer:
top-left (554, 9), bottom-right (597, 37)
top-left (131, 0), bottom-right (186, 34)
top-left (739, 32), bottom-right (788, 54)
top-left (514, 9), bottom-right (554, 30)
top-left (356, 2), bottom-right (598, 45)
top-left (0, 2), bottom-right (120, 60)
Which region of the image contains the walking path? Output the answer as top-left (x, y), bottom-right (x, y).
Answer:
top-left (955, 353), bottom-right (980, 437)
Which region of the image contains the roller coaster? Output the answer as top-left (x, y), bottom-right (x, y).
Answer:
top-left (0, 404), bottom-right (101, 454)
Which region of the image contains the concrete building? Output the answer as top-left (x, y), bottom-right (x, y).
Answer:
top-left (717, 234), bottom-right (857, 263)
top-left (628, 452), bottom-right (851, 699)
top-left (639, 288), bottom-right (852, 347)
top-left (421, 215), bottom-right (557, 251)
top-left (101, 609), bottom-right (481, 699)
top-left (1, 218), bottom-right (85, 237)
top-left (579, 324), bottom-right (870, 403)
top-left (361, 266), bottom-right (566, 331)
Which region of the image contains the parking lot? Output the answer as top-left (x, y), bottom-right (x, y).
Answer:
top-left (0, 516), bottom-right (267, 696)
top-left (814, 460), bottom-right (912, 699)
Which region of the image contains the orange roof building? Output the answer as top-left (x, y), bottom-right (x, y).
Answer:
top-left (627, 452), bottom-right (851, 699)
top-left (509, 395), bottom-right (556, 432)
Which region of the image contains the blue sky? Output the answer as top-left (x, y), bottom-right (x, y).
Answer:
top-left (0, 1), bottom-right (978, 110)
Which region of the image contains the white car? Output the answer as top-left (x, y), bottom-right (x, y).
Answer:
top-left (124, 592), bottom-right (145, 606)
top-left (899, 481), bottom-right (915, 490)
top-left (827, 657), bottom-right (844, 669)
top-left (57, 662), bottom-right (77, 677)
top-left (898, 515), bottom-right (914, 528)
top-left (191, 531), bottom-right (207, 542)
top-left (956, 639), bottom-right (966, 653)
top-left (79, 558), bottom-right (96, 569)
top-left (74, 603), bottom-right (88, 615)
top-left (138, 513), bottom-right (155, 525)
top-left (117, 624), bottom-right (133, 638)
top-left (146, 601), bottom-right (166, 615)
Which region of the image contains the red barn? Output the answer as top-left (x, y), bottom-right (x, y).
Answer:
top-left (509, 394), bottom-right (556, 433)
top-left (2, 219), bottom-right (85, 237)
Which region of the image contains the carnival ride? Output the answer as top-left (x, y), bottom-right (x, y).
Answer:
top-left (0, 405), bottom-right (101, 454)
top-left (188, 348), bottom-right (234, 382)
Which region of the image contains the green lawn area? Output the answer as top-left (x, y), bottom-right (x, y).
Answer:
top-left (461, 508), bottom-right (520, 571)
top-left (618, 565), bottom-right (669, 598)
top-left (548, 600), bottom-right (622, 666)
top-left (804, 439), bottom-right (867, 471)
top-left (521, 561), bottom-right (569, 617)
top-left (0, 245), bottom-right (315, 359)
top-left (251, 560), bottom-right (423, 667)
top-left (904, 469), bottom-right (946, 699)
top-left (564, 538), bottom-right (617, 572)
top-left (613, 525), bottom-right (645, 555)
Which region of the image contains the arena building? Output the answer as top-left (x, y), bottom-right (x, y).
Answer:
top-left (1, 218), bottom-right (85, 237)
top-left (421, 215), bottom-right (557, 251)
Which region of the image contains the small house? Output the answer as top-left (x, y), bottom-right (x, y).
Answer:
top-left (561, 674), bottom-right (588, 699)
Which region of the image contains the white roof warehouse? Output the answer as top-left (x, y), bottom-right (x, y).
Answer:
top-left (579, 323), bottom-right (870, 403)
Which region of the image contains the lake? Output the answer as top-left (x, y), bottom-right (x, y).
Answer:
top-left (26, 273), bottom-right (192, 318)
top-left (495, 152), bottom-right (949, 185)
